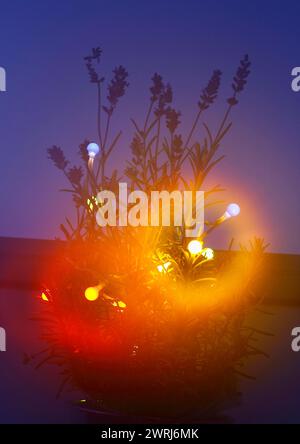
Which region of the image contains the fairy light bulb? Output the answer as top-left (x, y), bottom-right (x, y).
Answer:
top-left (201, 248), bottom-right (214, 260)
top-left (157, 261), bottom-right (171, 273)
top-left (85, 286), bottom-right (99, 301)
top-left (216, 203), bottom-right (241, 224)
top-left (87, 142), bottom-right (100, 171)
top-left (224, 203), bottom-right (240, 219)
top-left (87, 142), bottom-right (100, 159)
top-left (187, 240), bottom-right (203, 255)
top-left (84, 282), bottom-right (105, 301)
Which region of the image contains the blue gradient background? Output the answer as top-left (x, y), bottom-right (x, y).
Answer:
top-left (0, 0), bottom-right (299, 253)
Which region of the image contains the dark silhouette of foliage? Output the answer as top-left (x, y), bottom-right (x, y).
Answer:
top-left (67, 166), bottom-right (83, 187)
top-left (104, 66), bottom-right (129, 115)
top-left (227, 54), bottom-right (251, 105)
top-left (198, 69), bottom-right (222, 110)
top-left (78, 139), bottom-right (90, 162)
top-left (47, 145), bottom-right (68, 170)
top-left (150, 73), bottom-right (164, 102)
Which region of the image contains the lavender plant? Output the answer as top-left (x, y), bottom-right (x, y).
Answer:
top-left (29, 48), bottom-right (269, 420)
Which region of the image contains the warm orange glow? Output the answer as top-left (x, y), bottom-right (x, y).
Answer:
top-left (187, 240), bottom-right (203, 255)
top-left (41, 292), bottom-right (49, 302)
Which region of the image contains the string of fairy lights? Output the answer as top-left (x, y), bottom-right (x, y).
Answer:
top-left (40, 142), bottom-right (241, 305)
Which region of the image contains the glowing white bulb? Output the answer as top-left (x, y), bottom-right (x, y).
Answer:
top-left (201, 248), bottom-right (214, 260)
top-left (225, 203), bottom-right (240, 219)
top-left (187, 240), bottom-right (203, 255)
top-left (87, 142), bottom-right (100, 159)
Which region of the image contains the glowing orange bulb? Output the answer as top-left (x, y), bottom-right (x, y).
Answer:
top-left (84, 282), bottom-right (105, 301)
top-left (187, 240), bottom-right (203, 255)
top-left (84, 286), bottom-right (99, 301)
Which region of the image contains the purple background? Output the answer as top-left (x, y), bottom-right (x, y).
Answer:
top-left (0, 0), bottom-right (299, 253)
